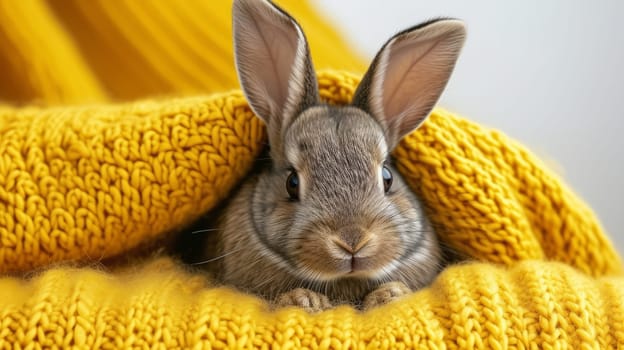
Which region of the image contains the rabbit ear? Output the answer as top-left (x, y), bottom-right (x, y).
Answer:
top-left (352, 19), bottom-right (466, 148)
top-left (233, 0), bottom-right (319, 152)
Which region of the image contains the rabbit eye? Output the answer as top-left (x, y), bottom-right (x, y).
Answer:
top-left (382, 166), bottom-right (393, 193)
top-left (286, 171), bottom-right (299, 200)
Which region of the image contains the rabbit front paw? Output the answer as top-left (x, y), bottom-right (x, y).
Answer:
top-left (362, 281), bottom-right (411, 311)
top-left (274, 288), bottom-right (333, 313)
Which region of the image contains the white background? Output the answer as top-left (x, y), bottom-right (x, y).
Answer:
top-left (314, 0), bottom-right (624, 253)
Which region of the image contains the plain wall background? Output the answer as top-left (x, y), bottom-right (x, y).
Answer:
top-left (314, 0), bottom-right (624, 253)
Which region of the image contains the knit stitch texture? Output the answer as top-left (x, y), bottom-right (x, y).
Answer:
top-left (1, 71), bottom-right (623, 349)
top-left (1, 258), bottom-right (623, 349)
top-left (0, 93), bottom-right (263, 273)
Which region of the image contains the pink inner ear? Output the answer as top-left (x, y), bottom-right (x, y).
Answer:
top-left (376, 22), bottom-right (465, 138)
top-left (234, 2), bottom-right (300, 120)
top-left (383, 37), bottom-right (450, 131)
top-left (257, 23), bottom-right (300, 114)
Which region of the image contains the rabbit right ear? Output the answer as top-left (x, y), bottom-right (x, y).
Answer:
top-left (233, 0), bottom-right (319, 156)
top-left (352, 19), bottom-right (466, 149)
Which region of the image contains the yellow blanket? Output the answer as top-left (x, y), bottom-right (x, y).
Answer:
top-left (2, 71), bottom-right (623, 348)
top-left (1, 1), bottom-right (623, 349)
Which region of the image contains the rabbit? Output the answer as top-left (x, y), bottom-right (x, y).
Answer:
top-left (196, 0), bottom-right (466, 313)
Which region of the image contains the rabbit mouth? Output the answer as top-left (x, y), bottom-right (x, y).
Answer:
top-left (340, 256), bottom-right (373, 275)
top-left (291, 234), bottom-right (402, 280)
top-left (294, 254), bottom-right (396, 281)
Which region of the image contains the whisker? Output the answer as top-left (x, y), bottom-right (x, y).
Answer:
top-left (191, 228), bottom-right (220, 234)
top-left (323, 280), bottom-right (329, 299)
top-left (190, 248), bottom-right (243, 265)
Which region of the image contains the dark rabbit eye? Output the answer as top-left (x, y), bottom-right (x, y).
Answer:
top-left (286, 171), bottom-right (299, 200)
top-left (382, 166), bottom-right (393, 193)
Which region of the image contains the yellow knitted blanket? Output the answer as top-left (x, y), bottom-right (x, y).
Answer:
top-left (1, 1), bottom-right (623, 349)
top-left (1, 71), bottom-right (623, 348)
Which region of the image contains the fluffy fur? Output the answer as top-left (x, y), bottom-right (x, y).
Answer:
top-left (200, 0), bottom-right (466, 310)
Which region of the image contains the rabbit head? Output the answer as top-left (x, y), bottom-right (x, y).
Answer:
top-left (220, 0), bottom-right (465, 299)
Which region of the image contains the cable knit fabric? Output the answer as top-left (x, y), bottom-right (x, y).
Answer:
top-left (0, 93), bottom-right (264, 274)
top-left (395, 113), bottom-right (622, 277)
top-left (0, 71), bottom-right (623, 349)
top-left (1, 258), bottom-right (623, 349)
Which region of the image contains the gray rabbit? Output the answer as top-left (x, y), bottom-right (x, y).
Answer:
top-left (197, 0), bottom-right (466, 312)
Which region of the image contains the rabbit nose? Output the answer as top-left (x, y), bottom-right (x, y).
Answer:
top-left (333, 227), bottom-right (371, 255)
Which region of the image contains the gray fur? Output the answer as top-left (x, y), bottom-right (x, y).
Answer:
top-left (201, 0), bottom-right (466, 307)
top-left (209, 105), bottom-right (442, 304)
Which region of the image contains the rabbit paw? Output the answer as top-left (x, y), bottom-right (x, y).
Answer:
top-left (362, 281), bottom-right (411, 311)
top-left (274, 288), bottom-right (333, 313)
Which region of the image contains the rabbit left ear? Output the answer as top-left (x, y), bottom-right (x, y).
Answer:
top-left (232, 0), bottom-right (319, 157)
top-left (352, 19), bottom-right (466, 148)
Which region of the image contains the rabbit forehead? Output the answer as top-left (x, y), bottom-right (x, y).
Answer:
top-left (284, 105), bottom-right (388, 167)
top-left (283, 105), bottom-right (388, 201)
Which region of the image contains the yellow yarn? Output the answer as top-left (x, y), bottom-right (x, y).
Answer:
top-left (1, 71), bottom-right (623, 348)
top-left (0, 0), bottom-right (365, 104)
top-left (0, 0), bottom-right (106, 104)
top-left (1, 258), bottom-right (623, 348)
top-left (396, 113), bottom-right (622, 277)
top-left (0, 94), bottom-right (264, 273)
